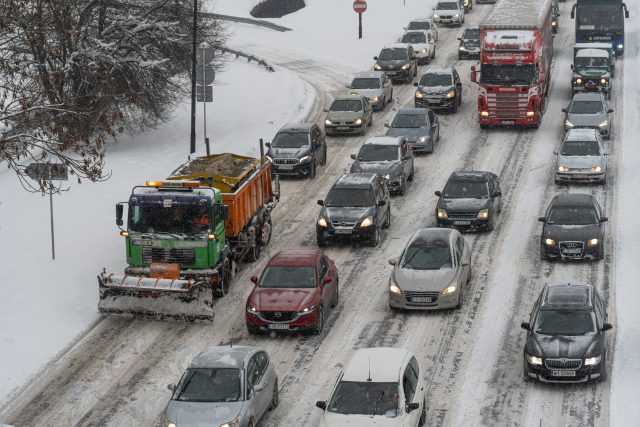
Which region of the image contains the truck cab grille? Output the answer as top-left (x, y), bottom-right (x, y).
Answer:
top-left (142, 247), bottom-right (196, 265)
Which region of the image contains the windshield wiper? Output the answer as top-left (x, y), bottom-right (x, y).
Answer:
top-left (372, 387), bottom-right (387, 416)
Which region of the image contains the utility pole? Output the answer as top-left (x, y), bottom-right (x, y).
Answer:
top-left (190, 0), bottom-right (198, 154)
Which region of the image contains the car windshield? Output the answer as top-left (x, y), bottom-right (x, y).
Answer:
top-left (419, 73), bottom-right (452, 87)
top-left (358, 144), bottom-right (399, 162)
top-left (173, 368), bottom-right (241, 402)
top-left (480, 64), bottom-right (536, 86)
top-left (272, 131), bottom-right (309, 148)
top-left (259, 266), bottom-right (316, 289)
top-left (436, 2), bottom-right (458, 10)
top-left (560, 140), bottom-right (601, 156)
top-left (327, 381), bottom-right (399, 416)
top-left (463, 29), bottom-right (480, 39)
top-left (330, 99), bottom-right (363, 112)
top-left (575, 56), bottom-right (609, 69)
top-left (351, 78), bottom-right (381, 89)
top-left (442, 180), bottom-right (489, 199)
top-left (401, 32), bottom-right (426, 44)
top-left (569, 100), bottom-right (604, 114)
top-left (400, 238), bottom-right (452, 270)
top-left (391, 113), bottom-right (428, 128)
top-left (534, 310), bottom-right (596, 335)
top-left (128, 203), bottom-right (210, 235)
top-left (407, 21), bottom-right (431, 31)
top-left (547, 206), bottom-right (598, 225)
top-left (379, 48), bottom-right (409, 61)
top-left (325, 188), bottom-right (375, 208)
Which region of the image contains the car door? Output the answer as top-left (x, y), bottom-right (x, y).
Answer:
top-left (382, 74), bottom-right (392, 100)
top-left (453, 68), bottom-right (462, 98)
top-left (458, 236), bottom-right (471, 283)
top-left (399, 140), bottom-right (411, 181)
top-left (594, 291), bottom-right (609, 352)
top-left (402, 360), bottom-right (420, 424)
top-left (249, 352), bottom-right (272, 418)
top-left (428, 109), bottom-right (439, 142)
top-left (318, 255), bottom-right (335, 307)
top-left (311, 126), bottom-right (324, 163)
top-left (408, 357), bottom-right (425, 424)
top-left (373, 184), bottom-right (385, 228)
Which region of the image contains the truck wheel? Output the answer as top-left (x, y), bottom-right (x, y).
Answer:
top-left (214, 259), bottom-right (232, 297)
top-left (260, 217), bottom-right (272, 247)
top-left (247, 244), bottom-right (261, 262)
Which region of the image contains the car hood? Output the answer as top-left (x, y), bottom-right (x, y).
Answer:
top-left (408, 43), bottom-right (429, 52)
top-left (394, 266), bottom-right (456, 292)
top-left (320, 412), bottom-right (402, 427)
top-left (350, 88), bottom-right (384, 98)
top-left (574, 69), bottom-right (610, 78)
top-left (438, 197), bottom-right (491, 213)
top-left (267, 146), bottom-right (311, 159)
top-left (417, 84), bottom-right (453, 95)
top-left (386, 126), bottom-right (428, 140)
top-left (327, 111), bottom-right (364, 122)
top-left (322, 206), bottom-right (374, 224)
top-left (250, 287), bottom-right (316, 312)
top-left (164, 400), bottom-right (243, 427)
top-left (351, 161), bottom-right (402, 175)
top-left (434, 9), bottom-right (459, 15)
top-left (566, 112), bottom-right (607, 127)
top-left (543, 224), bottom-right (601, 241)
top-left (376, 59), bottom-right (410, 70)
top-left (529, 333), bottom-right (601, 359)
top-left (557, 154), bottom-right (604, 169)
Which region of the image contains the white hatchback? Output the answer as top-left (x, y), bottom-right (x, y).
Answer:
top-left (316, 347), bottom-right (426, 426)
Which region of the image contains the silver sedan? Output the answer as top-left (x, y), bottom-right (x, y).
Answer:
top-left (163, 345), bottom-right (278, 427)
top-left (563, 92), bottom-right (613, 139)
top-left (388, 228), bottom-right (471, 310)
top-left (555, 128), bottom-right (607, 184)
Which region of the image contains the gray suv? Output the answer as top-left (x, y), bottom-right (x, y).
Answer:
top-left (374, 44), bottom-right (418, 84)
top-left (346, 71), bottom-right (393, 111)
top-left (385, 108), bottom-right (440, 154)
top-left (266, 123), bottom-right (327, 179)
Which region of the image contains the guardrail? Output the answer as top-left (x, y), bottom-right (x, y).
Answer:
top-left (217, 47), bottom-right (275, 72)
top-left (200, 12), bottom-right (292, 32)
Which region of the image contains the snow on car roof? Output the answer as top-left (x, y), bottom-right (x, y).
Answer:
top-left (576, 49), bottom-right (610, 58)
top-left (353, 70), bottom-right (385, 79)
top-left (484, 30), bottom-right (535, 48)
top-left (564, 128), bottom-right (601, 141)
top-left (481, 0), bottom-right (552, 30)
top-left (269, 249), bottom-right (320, 267)
top-left (363, 136), bottom-right (402, 146)
top-left (382, 43), bottom-right (412, 50)
top-left (342, 348), bottom-right (410, 382)
top-left (190, 346), bottom-right (257, 369)
top-left (335, 173), bottom-right (378, 187)
top-left (575, 42), bottom-right (612, 51)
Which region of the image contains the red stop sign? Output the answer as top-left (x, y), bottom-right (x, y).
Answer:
top-left (353, 0), bottom-right (367, 14)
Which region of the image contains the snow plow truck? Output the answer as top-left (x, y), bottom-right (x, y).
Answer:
top-left (98, 152), bottom-right (279, 321)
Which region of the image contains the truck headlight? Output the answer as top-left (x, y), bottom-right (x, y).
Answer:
top-left (584, 355), bottom-right (601, 366)
top-left (598, 120), bottom-right (608, 128)
top-left (459, 46), bottom-right (467, 51)
top-left (374, 63), bottom-right (382, 70)
top-left (415, 90), bottom-right (424, 99)
top-left (437, 209), bottom-right (448, 219)
top-left (442, 284), bottom-right (456, 295)
top-left (446, 90), bottom-right (456, 99)
top-left (591, 166), bottom-right (602, 173)
top-left (544, 238), bottom-right (556, 246)
top-left (360, 216), bottom-right (373, 228)
top-left (480, 111), bottom-right (489, 117)
top-left (325, 119), bottom-right (332, 125)
top-left (265, 155), bottom-right (273, 163)
top-left (600, 78), bottom-right (608, 85)
top-left (574, 78), bottom-right (582, 84)
top-left (317, 217), bottom-right (328, 227)
top-left (401, 63), bottom-right (411, 70)
top-left (527, 354), bottom-right (543, 366)
top-left (477, 209), bottom-right (489, 219)
top-left (558, 165), bottom-right (569, 173)
top-left (564, 119), bottom-right (574, 128)
top-left (587, 238), bottom-right (599, 246)
top-left (617, 44), bottom-right (624, 49)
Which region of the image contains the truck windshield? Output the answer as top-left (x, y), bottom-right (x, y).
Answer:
top-left (577, 6), bottom-right (624, 32)
top-left (129, 204), bottom-right (210, 235)
top-left (575, 56), bottom-right (609, 69)
top-left (480, 64), bottom-right (536, 86)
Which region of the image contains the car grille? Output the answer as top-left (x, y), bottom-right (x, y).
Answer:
top-left (331, 121), bottom-right (356, 125)
top-left (260, 311), bottom-right (298, 322)
top-left (404, 290), bottom-right (439, 303)
top-left (559, 241), bottom-right (584, 257)
top-left (142, 247), bottom-right (196, 265)
top-left (333, 221), bottom-right (357, 227)
top-left (487, 92), bottom-right (528, 119)
top-left (448, 211), bottom-right (478, 219)
top-left (273, 158), bottom-right (298, 165)
top-left (545, 358), bottom-right (582, 370)
top-left (440, 15), bottom-right (453, 19)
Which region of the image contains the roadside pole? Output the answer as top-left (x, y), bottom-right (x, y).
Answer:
top-left (196, 42), bottom-right (215, 156)
top-left (353, 0), bottom-right (367, 39)
top-left (49, 166), bottom-right (55, 260)
top-left (190, 0), bottom-right (198, 154)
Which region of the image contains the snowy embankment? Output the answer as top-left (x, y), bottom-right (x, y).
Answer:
top-left (0, 59), bottom-right (311, 403)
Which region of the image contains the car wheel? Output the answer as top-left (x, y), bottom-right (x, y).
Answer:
top-left (431, 47), bottom-right (436, 59)
top-left (313, 306), bottom-right (325, 335)
top-left (368, 115), bottom-right (373, 127)
top-left (331, 282), bottom-right (339, 307)
top-left (247, 241), bottom-right (261, 262)
top-left (399, 178), bottom-right (406, 195)
top-left (480, 124), bottom-right (489, 130)
top-left (451, 101), bottom-right (458, 113)
top-left (539, 243), bottom-right (549, 260)
top-left (487, 214), bottom-right (495, 231)
top-left (369, 226), bottom-right (380, 247)
top-left (413, 64), bottom-right (418, 77)
top-left (248, 420), bottom-right (254, 427)
top-left (321, 148), bottom-right (327, 166)
top-left (383, 207), bottom-right (391, 229)
top-left (597, 244), bottom-right (605, 260)
top-left (598, 350), bottom-right (608, 382)
top-left (408, 166), bottom-right (414, 181)
top-left (455, 284), bottom-right (464, 309)
top-left (523, 358), bottom-right (533, 382)
top-left (419, 398), bottom-right (427, 426)
top-left (380, 96), bottom-right (386, 111)
top-left (309, 162), bottom-right (317, 179)
top-left (317, 232), bottom-right (327, 247)
top-left (437, 129), bottom-right (440, 142)
top-left (270, 378), bottom-right (279, 409)
top-left (389, 89), bottom-right (394, 103)
top-left (458, 54), bottom-right (463, 60)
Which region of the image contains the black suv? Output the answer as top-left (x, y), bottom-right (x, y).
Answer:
top-left (316, 173), bottom-right (391, 247)
top-left (435, 171), bottom-right (502, 231)
top-left (521, 283), bottom-right (612, 383)
top-left (414, 66), bottom-right (462, 112)
top-left (458, 27), bottom-right (480, 59)
top-left (539, 194), bottom-right (606, 261)
top-left (374, 44), bottom-right (418, 84)
top-left (266, 123), bottom-right (327, 179)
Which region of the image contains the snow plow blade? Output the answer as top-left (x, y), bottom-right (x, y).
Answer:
top-left (98, 273), bottom-right (214, 322)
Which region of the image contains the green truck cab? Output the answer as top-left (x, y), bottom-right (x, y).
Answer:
top-left (571, 43), bottom-right (615, 98)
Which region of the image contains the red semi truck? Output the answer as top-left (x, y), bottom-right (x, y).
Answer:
top-left (471, 0), bottom-right (554, 128)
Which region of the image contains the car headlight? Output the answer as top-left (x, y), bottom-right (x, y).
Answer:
top-left (415, 90), bottom-right (424, 99)
top-left (360, 216), bottom-right (373, 228)
top-left (317, 217), bottom-right (328, 227)
top-left (446, 90), bottom-right (456, 99)
top-left (617, 44), bottom-right (624, 49)
top-left (389, 275), bottom-right (402, 294)
top-left (265, 155), bottom-right (273, 162)
top-left (355, 118), bottom-right (363, 125)
top-left (442, 284), bottom-right (457, 295)
top-left (299, 303), bottom-right (317, 315)
top-left (246, 305), bottom-right (259, 314)
top-left (421, 48), bottom-right (427, 54)
top-left (598, 120), bottom-right (608, 128)
top-left (544, 238), bottom-right (556, 246)
top-left (477, 209), bottom-right (489, 219)
top-left (374, 63), bottom-right (382, 70)
top-left (401, 63), bottom-right (411, 70)
top-left (433, 14), bottom-right (439, 18)
top-left (299, 155), bottom-right (311, 163)
top-left (565, 119), bottom-right (574, 128)
top-left (383, 174), bottom-right (391, 180)
top-left (600, 78), bottom-right (608, 85)
top-left (552, 21), bottom-right (557, 26)
top-left (454, 13), bottom-right (460, 18)
top-left (587, 238), bottom-right (599, 246)
top-left (584, 355), bottom-right (601, 366)
top-left (325, 119), bottom-right (332, 125)
top-left (558, 166), bottom-right (569, 173)
top-left (371, 96), bottom-right (379, 102)
top-left (591, 166), bottom-right (602, 173)
top-left (437, 209), bottom-right (448, 219)
top-left (220, 416), bottom-right (241, 427)
top-left (527, 354), bottom-right (543, 366)
top-left (574, 78), bottom-right (582, 84)
top-left (459, 46), bottom-right (467, 51)
top-left (418, 136), bottom-right (427, 143)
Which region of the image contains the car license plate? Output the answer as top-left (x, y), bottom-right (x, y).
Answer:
top-left (336, 126), bottom-right (350, 131)
top-left (268, 324), bottom-right (290, 330)
top-left (502, 120), bottom-right (515, 125)
top-left (334, 228), bottom-right (353, 234)
top-left (453, 220), bottom-right (471, 225)
top-left (412, 297), bottom-right (433, 303)
top-left (278, 165), bottom-right (294, 170)
top-left (387, 72), bottom-right (397, 76)
top-left (562, 248), bottom-right (582, 254)
top-left (551, 370), bottom-right (576, 377)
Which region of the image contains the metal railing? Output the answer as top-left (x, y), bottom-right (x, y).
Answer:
top-left (200, 12), bottom-right (292, 32)
top-left (217, 47), bottom-right (275, 72)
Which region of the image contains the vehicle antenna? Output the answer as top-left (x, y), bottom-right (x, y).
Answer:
top-left (367, 357), bottom-right (372, 382)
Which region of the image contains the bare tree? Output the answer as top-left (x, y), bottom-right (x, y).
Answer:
top-left (0, 0), bottom-right (226, 192)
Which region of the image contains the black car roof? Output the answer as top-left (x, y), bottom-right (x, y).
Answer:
top-left (396, 108), bottom-right (430, 115)
top-left (541, 284), bottom-right (593, 310)
top-left (334, 173), bottom-right (379, 189)
top-left (551, 193), bottom-right (596, 207)
top-left (448, 170), bottom-right (493, 182)
top-left (278, 122), bottom-right (313, 133)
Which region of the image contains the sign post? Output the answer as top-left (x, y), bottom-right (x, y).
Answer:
top-left (353, 0), bottom-right (367, 39)
top-left (25, 163), bottom-right (68, 260)
top-left (196, 42), bottom-right (215, 156)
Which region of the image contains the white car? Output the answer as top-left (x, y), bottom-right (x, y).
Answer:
top-left (400, 30), bottom-right (435, 64)
top-left (432, 0), bottom-right (465, 27)
top-left (316, 348), bottom-right (426, 426)
top-left (404, 18), bottom-right (439, 42)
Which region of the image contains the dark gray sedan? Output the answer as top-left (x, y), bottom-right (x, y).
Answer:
top-left (385, 108), bottom-right (440, 154)
top-left (563, 92), bottom-right (613, 139)
top-left (163, 346), bottom-right (278, 427)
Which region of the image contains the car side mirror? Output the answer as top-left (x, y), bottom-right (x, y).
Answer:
top-left (265, 142), bottom-right (271, 147)
top-left (561, 108), bottom-right (567, 113)
top-left (457, 37), bottom-right (462, 41)
top-left (322, 276), bottom-right (332, 284)
top-left (317, 199), bottom-right (324, 206)
top-left (521, 322), bottom-right (530, 330)
top-left (435, 190), bottom-right (442, 197)
top-left (413, 82), bottom-right (419, 87)
top-left (116, 203), bottom-right (124, 227)
top-left (406, 402), bottom-right (420, 413)
top-left (607, 108), bottom-right (614, 113)
top-left (411, 55), bottom-right (417, 60)
top-left (323, 108), bottom-right (329, 113)
top-left (602, 323), bottom-right (613, 331)
top-left (553, 150), bottom-right (558, 155)
top-left (570, 64), bottom-right (574, 70)
top-left (384, 123), bottom-right (390, 128)
top-left (388, 258), bottom-right (397, 266)
top-left (350, 154), bottom-right (356, 160)
top-left (373, 56), bottom-right (379, 60)
top-left (344, 84), bottom-right (350, 89)
top-left (461, 260), bottom-right (469, 266)
top-left (250, 276), bottom-right (258, 284)
top-left (600, 217), bottom-right (608, 223)
top-left (316, 401), bottom-right (327, 410)
top-left (493, 191), bottom-right (502, 198)
top-left (402, 154), bottom-right (412, 161)
top-left (538, 216), bottom-right (546, 222)
top-left (377, 200), bottom-right (386, 207)
top-left (167, 383), bottom-right (176, 392)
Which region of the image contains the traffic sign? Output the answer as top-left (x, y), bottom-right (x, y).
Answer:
top-left (196, 66), bottom-right (215, 85)
top-left (25, 162), bottom-right (68, 181)
top-left (197, 85), bottom-right (213, 102)
top-left (196, 42), bottom-right (215, 64)
top-left (353, 0), bottom-right (367, 13)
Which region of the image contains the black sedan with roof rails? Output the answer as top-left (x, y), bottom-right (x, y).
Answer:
top-left (521, 283), bottom-right (612, 383)
top-left (435, 171), bottom-right (502, 231)
top-left (539, 194), bottom-right (607, 261)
